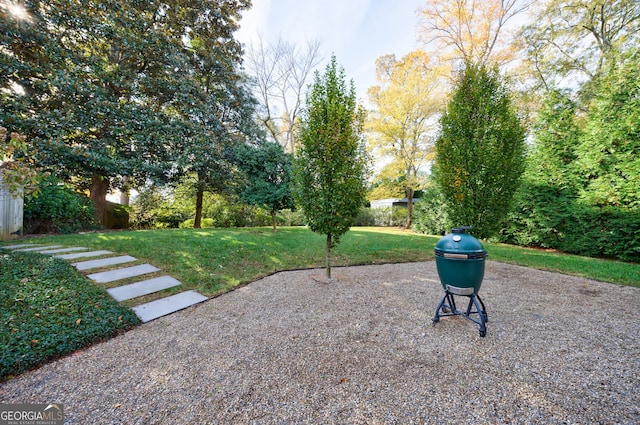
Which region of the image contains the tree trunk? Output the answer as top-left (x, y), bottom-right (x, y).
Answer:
top-left (194, 186), bottom-right (203, 229)
top-left (119, 190), bottom-right (129, 206)
top-left (271, 210), bottom-right (277, 232)
top-left (90, 174), bottom-right (110, 227)
top-left (405, 187), bottom-right (414, 229)
top-left (325, 233), bottom-right (332, 279)
top-left (119, 176), bottom-right (130, 206)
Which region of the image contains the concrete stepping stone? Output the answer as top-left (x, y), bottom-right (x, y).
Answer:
top-left (107, 276), bottom-right (182, 301)
top-left (55, 250), bottom-right (113, 260)
top-left (1, 243), bottom-right (44, 249)
top-left (73, 255), bottom-right (137, 271)
top-left (13, 245), bottom-right (63, 252)
top-left (87, 264), bottom-right (160, 283)
top-left (132, 290), bottom-right (208, 323)
top-left (37, 247), bottom-right (89, 254)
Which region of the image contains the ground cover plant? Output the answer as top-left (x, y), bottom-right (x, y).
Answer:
top-left (0, 251), bottom-right (139, 380)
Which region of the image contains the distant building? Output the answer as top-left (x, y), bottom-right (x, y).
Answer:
top-left (370, 198), bottom-right (418, 209)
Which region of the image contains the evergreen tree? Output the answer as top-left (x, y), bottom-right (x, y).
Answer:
top-left (576, 50), bottom-right (640, 209)
top-left (0, 0), bottom-right (251, 226)
top-left (500, 89), bottom-right (581, 247)
top-left (498, 52), bottom-right (640, 261)
top-left (237, 140), bottom-right (294, 231)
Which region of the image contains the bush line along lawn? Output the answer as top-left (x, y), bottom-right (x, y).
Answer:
top-left (1, 226), bottom-right (638, 380)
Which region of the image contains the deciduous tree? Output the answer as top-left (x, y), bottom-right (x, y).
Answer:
top-left (434, 63), bottom-right (526, 239)
top-left (244, 36), bottom-right (323, 153)
top-left (518, 0), bottom-right (640, 91)
top-left (292, 56), bottom-right (369, 279)
top-left (236, 140), bottom-right (294, 231)
top-left (418, 0), bottom-right (531, 68)
top-left (367, 51), bottom-right (444, 227)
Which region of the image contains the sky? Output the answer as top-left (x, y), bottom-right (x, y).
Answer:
top-left (235, 0), bottom-right (426, 102)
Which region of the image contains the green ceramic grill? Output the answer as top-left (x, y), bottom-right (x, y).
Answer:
top-left (432, 227), bottom-right (489, 337)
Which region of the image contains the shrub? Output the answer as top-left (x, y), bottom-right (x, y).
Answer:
top-left (23, 177), bottom-right (98, 234)
top-left (276, 209), bottom-right (306, 227)
top-left (128, 189), bottom-right (163, 229)
top-left (353, 206), bottom-right (410, 227)
top-left (412, 187), bottom-right (451, 236)
top-left (129, 186), bottom-right (193, 229)
top-left (104, 202), bottom-right (130, 229)
top-left (496, 181), bottom-right (640, 263)
top-left (353, 207), bottom-right (377, 226)
top-left (132, 184), bottom-right (297, 229)
top-left (180, 218), bottom-right (215, 228)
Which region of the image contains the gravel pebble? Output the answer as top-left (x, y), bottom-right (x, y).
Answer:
top-left (1, 261), bottom-right (639, 424)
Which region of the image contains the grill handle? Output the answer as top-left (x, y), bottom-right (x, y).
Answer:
top-left (452, 226), bottom-right (473, 234)
top-left (443, 253), bottom-right (468, 259)
top-left (435, 249), bottom-right (487, 260)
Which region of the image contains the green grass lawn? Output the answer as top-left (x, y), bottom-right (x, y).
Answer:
top-left (4, 226), bottom-right (639, 294)
top-left (3, 227), bottom-right (440, 295)
top-left (2, 226), bottom-right (639, 380)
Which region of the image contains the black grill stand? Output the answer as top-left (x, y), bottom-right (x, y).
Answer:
top-left (432, 291), bottom-right (488, 337)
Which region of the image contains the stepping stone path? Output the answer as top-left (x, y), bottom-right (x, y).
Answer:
top-left (55, 250), bottom-right (114, 260)
top-left (132, 290), bottom-right (208, 323)
top-left (0, 243), bottom-right (208, 323)
top-left (72, 255), bottom-right (137, 271)
top-left (87, 264), bottom-right (161, 283)
top-left (107, 276), bottom-right (182, 302)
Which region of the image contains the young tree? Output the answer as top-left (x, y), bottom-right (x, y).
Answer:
top-left (367, 51), bottom-right (444, 227)
top-left (236, 140), bottom-right (294, 231)
top-left (434, 63), bottom-right (526, 239)
top-left (292, 56), bottom-right (369, 279)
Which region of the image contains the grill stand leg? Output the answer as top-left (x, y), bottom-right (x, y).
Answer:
top-left (432, 291), bottom-right (488, 337)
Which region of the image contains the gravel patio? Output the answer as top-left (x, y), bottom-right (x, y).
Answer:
top-left (1, 261), bottom-right (639, 424)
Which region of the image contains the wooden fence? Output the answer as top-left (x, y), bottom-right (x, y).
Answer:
top-left (0, 173), bottom-right (23, 240)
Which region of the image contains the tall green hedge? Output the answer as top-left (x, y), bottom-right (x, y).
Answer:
top-left (497, 181), bottom-right (640, 262)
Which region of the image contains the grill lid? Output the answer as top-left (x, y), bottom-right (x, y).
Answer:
top-left (435, 227), bottom-right (487, 259)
